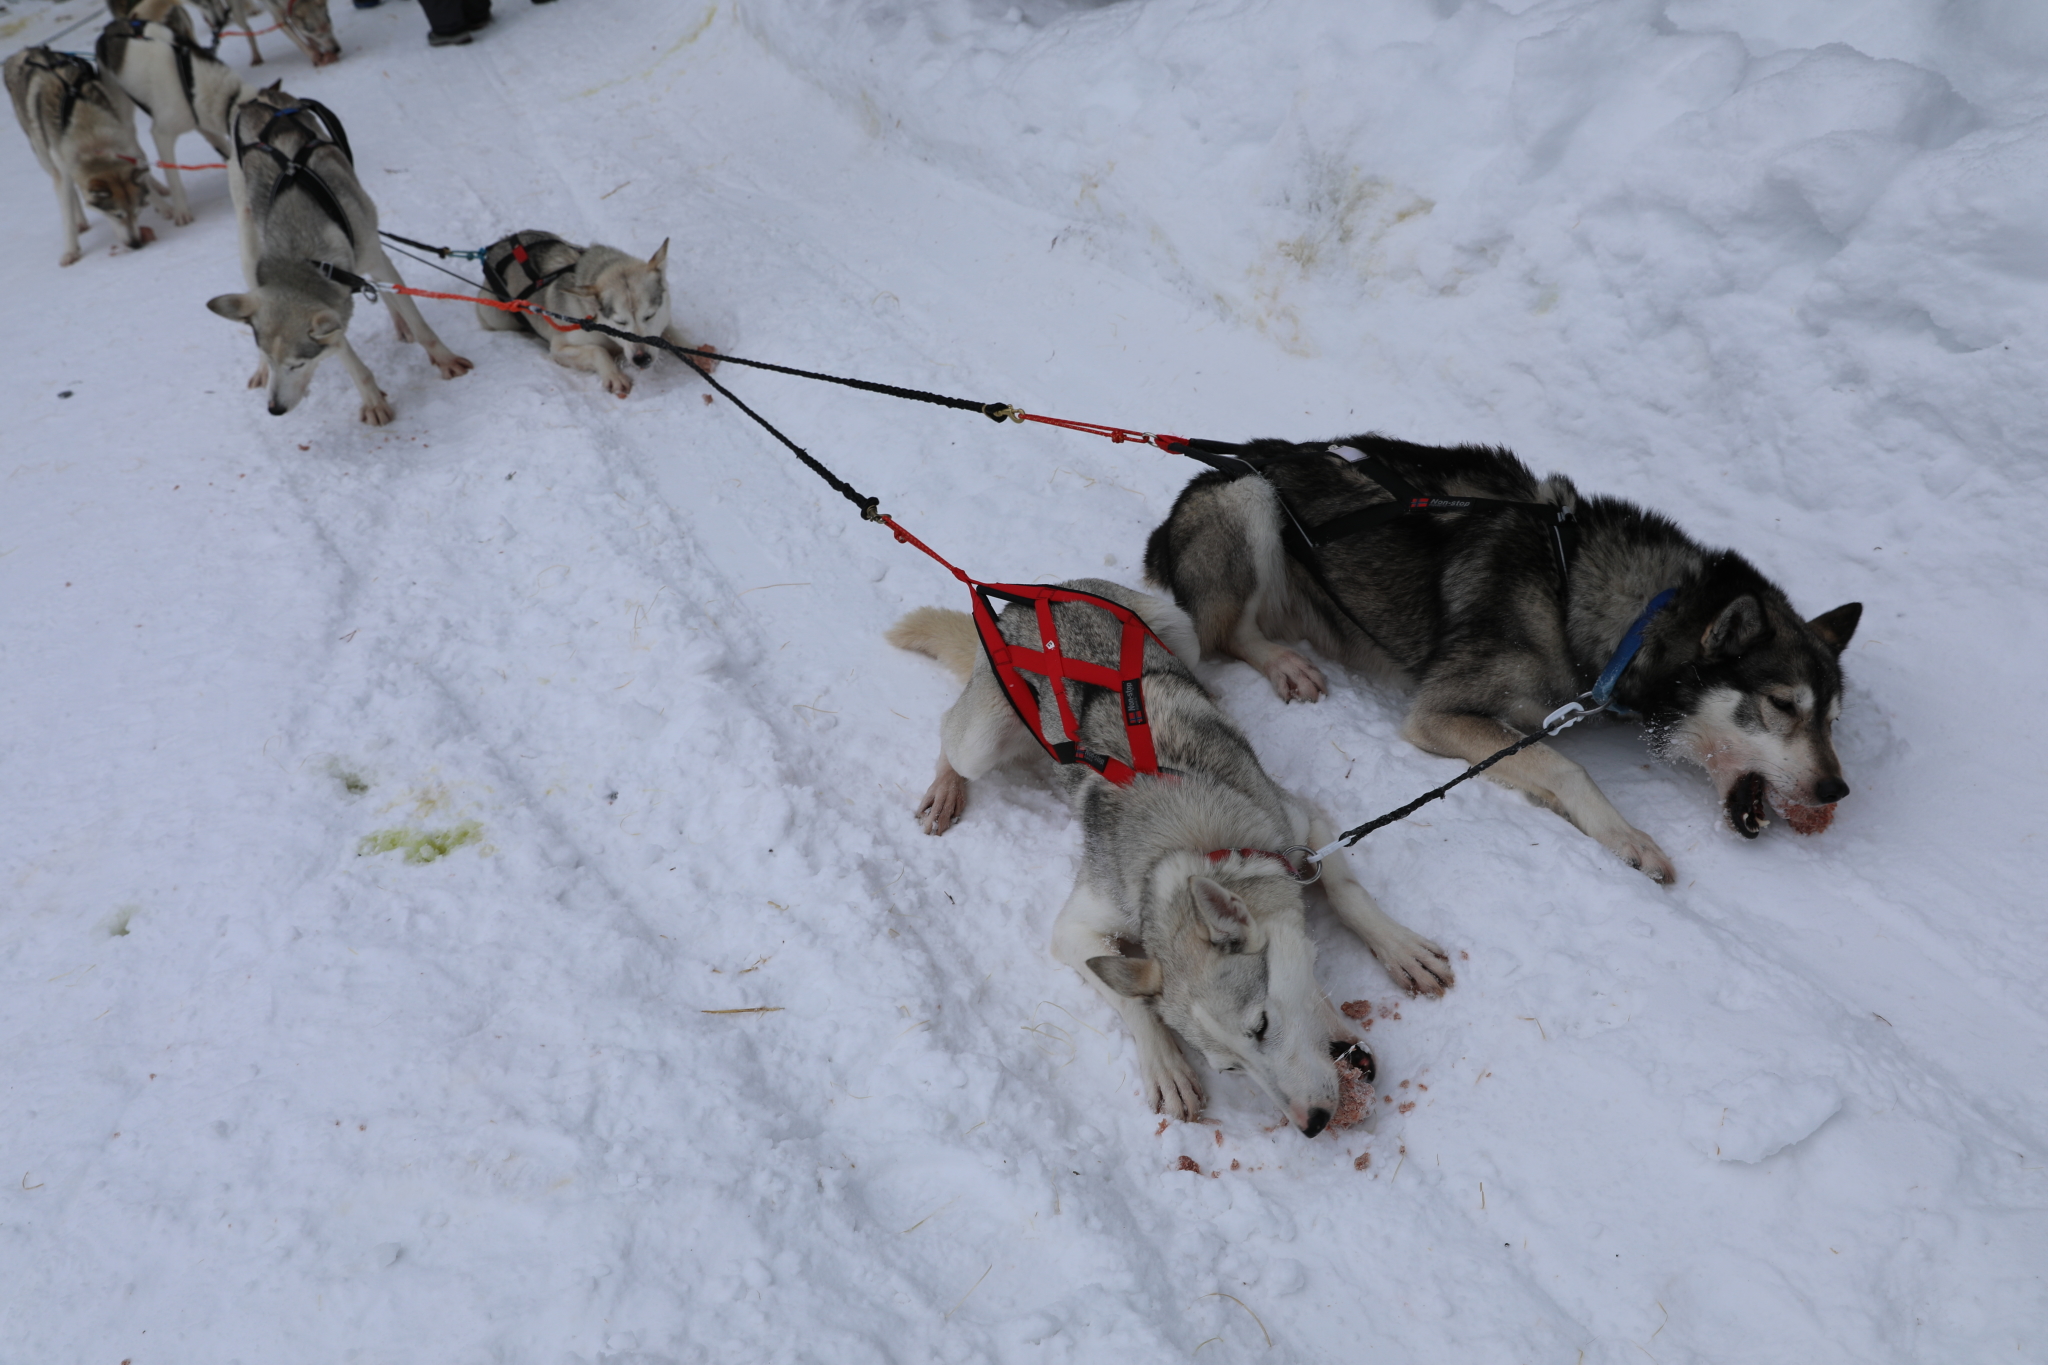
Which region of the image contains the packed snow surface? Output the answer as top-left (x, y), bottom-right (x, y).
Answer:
top-left (5, 0), bottom-right (2047, 1360)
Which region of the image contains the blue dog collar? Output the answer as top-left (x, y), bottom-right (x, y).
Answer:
top-left (1541, 588), bottom-right (1677, 732)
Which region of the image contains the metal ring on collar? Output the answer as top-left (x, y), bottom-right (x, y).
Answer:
top-left (1279, 845), bottom-right (1322, 884)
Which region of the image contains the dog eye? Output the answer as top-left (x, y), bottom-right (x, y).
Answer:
top-left (1768, 697), bottom-right (1798, 715)
top-left (1249, 1012), bottom-right (1268, 1043)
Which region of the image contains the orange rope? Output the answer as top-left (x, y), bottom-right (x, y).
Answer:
top-left (379, 282), bottom-right (584, 332)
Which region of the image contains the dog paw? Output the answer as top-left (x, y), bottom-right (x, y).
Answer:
top-left (247, 363), bottom-right (269, 389)
top-left (431, 350), bottom-right (474, 379)
top-left (1725, 772), bottom-right (1768, 841)
top-left (1142, 1043), bottom-right (1205, 1122)
top-left (1615, 828), bottom-right (1677, 885)
top-left (1370, 927), bottom-right (1455, 997)
top-left (358, 393), bottom-right (394, 426)
top-left (1263, 649), bottom-right (1326, 703)
top-left (165, 208), bottom-right (193, 227)
top-left (59, 249), bottom-right (82, 267)
top-left (914, 769), bottom-right (968, 835)
top-left (604, 373), bottom-right (634, 398)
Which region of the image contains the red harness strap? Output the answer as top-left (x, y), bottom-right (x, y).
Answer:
top-left (877, 515), bottom-right (1165, 787)
top-left (971, 582), bottom-right (1162, 785)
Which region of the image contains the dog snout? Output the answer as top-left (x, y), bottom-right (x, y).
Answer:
top-left (1298, 1106), bottom-right (1331, 1139)
top-left (1813, 777), bottom-right (1850, 804)
top-left (631, 349), bottom-right (653, 369)
top-left (268, 401), bottom-right (288, 416)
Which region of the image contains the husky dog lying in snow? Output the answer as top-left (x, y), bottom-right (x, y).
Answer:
top-left (890, 580), bottom-right (1453, 1134)
top-left (477, 231), bottom-right (716, 398)
top-left (97, 10), bottom-right (253, 226)
top-left (1144, 437), bottom-right (1862, 884)
top-left (207, 83), bottom-right (472, 423)
top-left (5, 46), bottom-right (172, 265)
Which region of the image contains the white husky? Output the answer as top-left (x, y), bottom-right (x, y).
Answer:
top-left (891, 579), bottom-right (1454, 1134)
top-left (476, 231), bottom-right (715, 397)
top-left (96, 13), bottom-right (252, 226)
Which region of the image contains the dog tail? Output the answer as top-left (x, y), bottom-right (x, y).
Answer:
top-left (887, 607), bottom-right (979, 682)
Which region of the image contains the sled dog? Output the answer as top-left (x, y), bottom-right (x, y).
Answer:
top-left (97, 14), bottom-right (252, 225)
top-left (174, 0), bottom-right (342, 67)
top-left (477, 231), bottom-right (715, 398)
top-left (207, 83), bottom-right (471, 423)
top-left (890, 580), bottom-right (1454, 1133)
top-left (1144, 438), bottom-right (1862, 883)
top-left (104, 0), bottom-right (198, 45)
top-left (6, 46), bottom-right (172, 265)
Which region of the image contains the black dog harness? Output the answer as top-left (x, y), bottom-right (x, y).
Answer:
top-left (23, 49), bottom-right (100, 132)
top-left (96, 20), bottom-right (199, 117)
top-left (234, 97), bottom-right (356, 247)
top-left (480, 231), bottom-right (581, 305)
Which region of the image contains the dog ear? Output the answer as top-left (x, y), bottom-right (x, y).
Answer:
top-left (206, 292), bottom-right (257, 321)
top-left (1807, 602), bottom-right (1862, 656)
top-left (562, 281), bottom-right (595, 298)
top-left (309, 310), bottom-right (343, 343)
top-left (648, 237), bottom-right (670, 270)
top-left (1087, 955), bottom-right (1162, 998)
top-left (1702, 595), bottom-right (1768, 660)
top-left (1189, 877), bottom-right (1253, 950)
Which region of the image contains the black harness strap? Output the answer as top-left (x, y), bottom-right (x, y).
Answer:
top-left (27, 49), bottom-right (98, 132)
top-left (1312, 446), bottom-right (1578, 590)
top-left (234, 101), bottom-right (355, 248)
top-left (480, 231), bottom-right (580, 305)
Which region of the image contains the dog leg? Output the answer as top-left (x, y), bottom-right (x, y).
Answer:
top-left (1301, 804), bottom-right (1455, 995)
top-left (548, 335), bottom-right (633, 397)
top-left (154, 128), bottom-right (193, 226)
top-left (52, 172), bottom-right (84, 266)
top-left (918, 659), bottom-right (1038, 834)
top-left (1051, 881), bottom-right (1204, 1121)
top-left (1403, 708), bottom-right (1676, 884)
top-left (364, 250), bottom-right (473, 378)
top-left (914, 754), bottom-right (969, 835)
top-left (1231, 510), bottom-right (1327, 702)
top-left (329, 335), bottom-right (393, 426)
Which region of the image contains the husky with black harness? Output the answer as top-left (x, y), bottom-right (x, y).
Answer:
top-left (476, 231), bottom-right (715, 398)
top-left (1144, 435), bottom-right (1863, 882)
top-left (207, 83), bottom-right (471, 424)
top-left (889, 578), bottom-right (1453, 1132)
top-left (5, 46), bottom-right (174, 265)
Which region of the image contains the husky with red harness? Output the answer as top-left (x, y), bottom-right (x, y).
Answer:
top-left (889, 577), bottom-right (1454, 1134)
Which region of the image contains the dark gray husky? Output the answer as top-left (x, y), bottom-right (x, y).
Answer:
top-left (890, 580), bottom-right (1452, 1132)
top-left (1144, 438), bottom-right (1861, 884)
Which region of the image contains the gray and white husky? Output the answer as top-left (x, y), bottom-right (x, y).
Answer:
top-left (890, 580), bottom-right (1454, 1134)
top-left (176, 0), bottom-right (343, 68)
top-left (1144, 437), bottom-right (1863, 884)
top-left (5, 46), bottom-right (172, 265)
top-left (476, 231), bottom-right (715, 398)
top-left (207, 84), bottom-right (471, 424)
top-left (97, 11), bottom-right (252, 226)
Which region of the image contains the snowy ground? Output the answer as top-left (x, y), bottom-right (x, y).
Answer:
top-left (4, 0), bottom-right (2047, 1359)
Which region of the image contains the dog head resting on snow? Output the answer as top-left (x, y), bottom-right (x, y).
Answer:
top-left (1089, 847), bottom-right (1357, 1138)
top-left (564, 240), bottom-right (677, 369)
top-left (1626, 552), bottom-right (1861, 836)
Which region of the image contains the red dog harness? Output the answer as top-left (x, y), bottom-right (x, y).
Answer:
top-left (970, 582), bottom-right (1164, 785)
